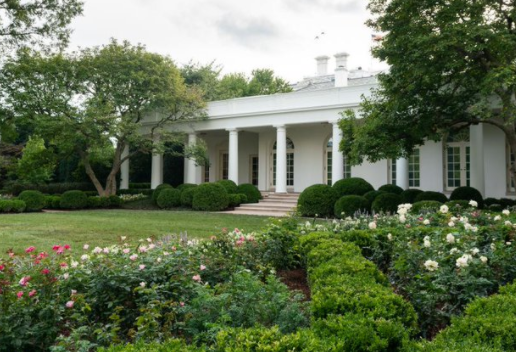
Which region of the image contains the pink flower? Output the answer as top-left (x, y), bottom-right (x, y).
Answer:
top-left (56, 247), bottom-right (64, 254)
top-left (200, 264), bottom-right (206, 271)
top-left (41, 268), bottom-right (50, 275)
top-left (180, 301), bottom-right (185, 307)
top-left (0, 264), bottom-right (5, 271)
top-left (52, 245), bottom-right (60, 251)
top-left (8, 252), bottom-right (14, 258)
top-left (29, 290), bottom-right (37, 297)
top-left (64, 244), bottom-right (71, 250)
top-left (139, 264), bottom-right (145, 270)
top-left (171, 246), bottom-right (177, 251)
top-left (192, 274), bottom-right (201, 282)
top-left (129, 254), bottom-right (138, 261)
top-left (19, 276), bottom-right (31, 286)
top-left (25, 246), bottom-right (36, 253)
top-left (60, 262), bottom-right (68, 268)
top-left (65, 300), bottom-right (74, 309)
top-left (83, 244), bottom-right (89, 250)
top-left (123, 248), bottom-right (130, 254)
top-left (210, 236), bottom-right (217, 240)
top-left (17, 291), bottom-right (24, 299)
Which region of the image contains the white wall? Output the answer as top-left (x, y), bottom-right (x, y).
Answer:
top-left (352, 160), bottom-right (389, 190)
top-left (419, 141), bottom-right (444, 192)
top-left (484, 124), bottom-right (507, 198)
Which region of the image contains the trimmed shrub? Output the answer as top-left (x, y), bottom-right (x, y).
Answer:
top-left (60, 190), bottom-right (88, 209)
top-left (298, 184), bottom-right (339, 218)
top-left (0, 199), bottom-right (26, 213)
top-left (484, 198), bottom-right (499, 207)
top-left (415, 191), bottom-right (448, 203)
top-left (177, 183), bottom-right (197, 192)
top-left (499, 198), bottom-right (516, 209)
top-left (236, 183), bottom-right (261, 203)
top-left (180, 187), bottom-right (197, 208)
top-left (151, 183), bottom-right (172, 204)
top-left (411, 200), bottom-right (443, 214)
top-left (18, 190), bottom-right (46, 212)
top-left (108, 195), bottom-right (122, 207)
top-left (363, 190), bottom-right (386, 208)
top-left (128, 182), bottom-right (151, 189)
top-left (45, 196), bottom-right (61, 209)
top-left (489, 204), bottom-right (504, 212)
top-left (216, 179), bottom-right (238, 194)
top-left (118, 189), bottom-right (153, 196)
top-left (333, 177), bottom-right (374, 197)
top-left (378, 184), bottom-right (404, 195)
top-left (237, 193), bottom-right (248, 204)
top-left (99, 197), bottom-right (111, 208)
top-left (192, 183), bottom-right (229, 211)
top-left (157, 188), bottom-right (181, 209)
top-left (98, 339), bottom-right (206, 352)
top-left (400, 189), bottom-right (424, 204)
top-left (450, 186), bottom-right (484, 208)
top-left (228, 193), bottom-right (242, 208)
top-left (87, 196), bottom-right (101, 208)
top-left (446, 200), bottom-right (470, 211)
top-left (372, 193), bottom-right (402, 214)
top-left (334, 195), bottom-right (369, 218)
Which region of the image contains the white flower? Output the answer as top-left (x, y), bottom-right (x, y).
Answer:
top-left (368, 222), bottom-right (377, 230)
top-left (505, 221), bottom-right (512, 226)
top-left (448, 221), bottom-right (455, 227)
top-left (81, 254), bottom-right (89, 261)
top-left (397, 207), bottom-right (408, 215)
top-left (464, 223), bottom-right (472, 231)
top-left (387, 233), bottom-right (393, 241)
top-left (480, 256), bottom-right (488, 264)
top-left (399, 215), bottom-right (406, 223)
top-left (71, 261), bottom-right (79, 268)
top-left (157, 257), bottom-right (162, 263)
top-left (163, 251), bottom-right (170, 256)
top-left (83, 244), bottom-right (89, 250)
top-left (424, 260), bottom-right (439, 271)
top-left (450, 248), bottom-right (459, 254)
top-left (471, 248), bottom-right (480, 255)
top-left (121, 236), bottom-right (127, 241)
top-left (147, 238), bottom-right (152, 243)
top-left (92, 247), bottom-right (102, 254)
top-left (503, 209), bottom-right (510, 216)
top-left (140, 282), bottom-right (146, 288)
top-left (491, 243), bottom-right (496, 250)
top-left (459, 216), bottom-right (468, 223)
top-left (423, 219), bottom-right (430, 225)
top-left (507, 242), bottom-right (512, 246)
top-left (423, 236), bottom-right (431, 248)
top-left (102, 247), bottom-right (110, 254)
top-left (494, 215), bottom-right (502, 221)
top-left (139, 264), bottom-right (145, 270)
top-left (440, 205), bottom-right (449, 214)
top-left (139, 246), bottom-right (148, 253)
top-left (471, 226), bottom-right (478, 233)
top-left (148, 244), bottom-right (156, 250)
top-left (63, 273), bottom-right (69, 280)
top-left (446, 233), bottom-right (455, 244)
top-left (469, 200), bottom-right (478, 208)
top-left (451, 216), bottom-right (458, 222)
top-left (456, 255), bottom-right (470, 268)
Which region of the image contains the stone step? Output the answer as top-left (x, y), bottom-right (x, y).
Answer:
top-left (259, 198), bottom-right (298, 204)
top-left (238, 204), bottom-right (295, 211)
top-left (225, 209), bottom-right (289, 217)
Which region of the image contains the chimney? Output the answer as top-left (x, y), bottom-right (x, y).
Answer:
top-left (334, 52), bottom-right (349, 87)
top-left (315, 55), bottom-right (330, 76)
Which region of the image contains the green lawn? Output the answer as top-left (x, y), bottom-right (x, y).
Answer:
top-left (0, 210), bottom-right (269, 254)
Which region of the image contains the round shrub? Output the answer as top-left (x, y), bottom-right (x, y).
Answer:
top-left (489, 204), bottom-right (504, 212)
top-left (237, 193), bottom-right (248, 204)
top-left (450, 186), bottom-right (484, 208)
top-left (415, 191), bottom-right (448, 203)
top-left (108, 195), bottom-right (122, 207)
top-left (411, 200), bottom-right (443, 214)
top-left (378, 184), bottom-right (404, 195)
top-left (10, 200), bottom-right (26, 213)
top-left (192, 183), bottom-right (229, 211)
top-left (157, 188), bottom-right (181, 209)
top-left (332, 177), bottom-right (374, 197)
top-left (400, 189), bottom-right (423, 204)
top-left (446, 200), bottom-right (470, 211)
top-left (45, 195), bottom-right (61, 209)
top-left (499, 198), bottom-right (516, 209)
top-left (363, 190), bottom-right (386, 208)
top-left (237, 183), bottom-right (262, 203)
top-left (371, 193), bottom-right (402, 214)
top-left (18, 190), bottom-right (46, 212)
top-left (216, 179), bottom-right (238, 194)
top-left (60, 190), bottom-right (88, 209)
top-left (228, 194), bottom-right (242, 208)
top-left (484, 198), bottom-right (499, 207)
top-left (334, 195), bottom-right (369, 218)
top-left (99, 197), bottom-right (111, 208)
top-left (0, 200), bottom-right (13, 213)
top-left (298, 184), bottom-right (339, 218)
top-left (87, 196), bottom-right (101, 208)
top-left (177, 183), bottom-right (197, 192)
top-left (151, 183), bottom-right (172, 204)
top-left (180, 187), bottom-right (197, 208)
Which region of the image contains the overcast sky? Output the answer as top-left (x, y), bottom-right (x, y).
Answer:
top-left (68, 0), bottom-right (385, 83)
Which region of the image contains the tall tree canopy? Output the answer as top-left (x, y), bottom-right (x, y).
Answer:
top-left (341, 0), bottom-right (516, 181)
top-left (0, 40), bottom-right (205, 195)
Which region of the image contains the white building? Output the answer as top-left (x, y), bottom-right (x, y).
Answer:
top-left (123, 53), bottom-right (512, 199)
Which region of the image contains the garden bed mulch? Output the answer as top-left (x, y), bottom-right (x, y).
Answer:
top-left (277, 268), bottom-right (311, 301)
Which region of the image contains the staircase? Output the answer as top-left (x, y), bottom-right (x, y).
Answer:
top-left (224, 192), bottom-right (299, 217)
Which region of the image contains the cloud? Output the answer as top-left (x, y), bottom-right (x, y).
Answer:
top-left (216, 16), bottom-right (281, 48)
top-left (284, 0), bottom-right (363, 13)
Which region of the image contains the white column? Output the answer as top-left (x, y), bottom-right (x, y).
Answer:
top-left (186, 133), bottom-right (198, 184)
top-left (227, 128), bottom-right (239, 184)
top-left (331, 121), bottom-right (344, 184)
top-left (275, 125), bottom-right (287, 193)
top-left (470, 124), bottom-right (485, 196)
top-left (396, 157), bottom-right (409, 189)
top-left (151, 137), bottom-right (163, 189)
top-left (120, 145), bottom-right (130, 190)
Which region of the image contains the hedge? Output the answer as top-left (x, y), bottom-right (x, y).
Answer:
top-left (157, 188), bottom-right (181, 209)
top-left (0, 199), bottom-right (26, 213)
top-left (332, 177), bottom-right (374, 197)
top-left (411, 201), bottom-right (443, 214)
top-left (297, 184), bottom-right (338, 217)
top-left (216, 179), bottom-right (238, 194)
top-left (18, 190), bottom-right (46, 212)
top-left (60, 190), bottom-right (88, 209)
top-left (449, 186), bottom-right (484, 208)
top-left (334, 195), bottom-right (369, 218)
top-left (400, 189), bottom-right (424, 204)
top-left (181, 187), bottom-right (197, 208)
top-left (415, 191), bottom-right (448, 203)
top-left (151, 184), bottom-right (173, 204)
top-left (192, 183), bottom-right (229, 211)
top-left (371, 193), bottom-right (402, 214)
top-left (378, 184), bottom-right (404, 195)
top-left (236, 184), bottom-right (262, 203)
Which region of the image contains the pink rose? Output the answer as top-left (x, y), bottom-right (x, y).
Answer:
top-left (123, 248), bottom-right (130, 254)
top-left (25, 246), bottom-right (36, 253)
top-left (19, 276), bottom-right (31, 286)
top-left (139, 264), bottom-right (145, 270)
top-left (180, 301), bottom-right (185, 307)
top-left (65, 300), bottom-right (74, 309)
top-left (17, 291), bottom-right (24, 299)
top-left (64, 244), bottom-right (71, 250)
top-left (192, 274), bottom-right (201, 282)
top-left (200, 264), bottom-right (206, 271)
top-left (29, 290), bottom-right (37, 297)
top-left (0, 265), bottom-right (5, 271)
top-left (129, 254), bottom-right (138, 261)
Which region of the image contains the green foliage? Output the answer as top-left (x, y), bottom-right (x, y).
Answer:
top-left (0, 199), bottom-right (26, 213)
top-left (378, 184), bottom-right (404, 195)
top-left (87, 196), bottom-right (101, 208)
top-left (108, 195), bottom-right (122, 207)
top-left (446, 200), bottom-right (470, 211)
top-left (332, 177), bottom-right (374, 197)
top-left (59, 190), bottom-right (88, 209)
top-left (180, 187), bottom-right (197, 208)
top-left (298, 184), bottom-right (339, 218)
top-left (129, 183), bottom-right (151, 189)
top-left (98, 339), bottom-right (206, 352)
top-left (410, 201), bottom-right (443, 214)
top-left (236, 183), bottom-right (262, 203)
top-left (151, 183), bottom-right (172, 204)
top-left (16, 136), bottom-right (56, 184)
top-left (334, 195), bottom-right (369, 218)
top-left (177, 183), bottom-right (197, 192)
top-left (450, 186), bottom-right (484, 208)
top-left (400, 189), bottom-right (424, 204)
top-left (45, 195), bottom-right (61, 209)
top-left (372, 193), bottom-right (402, 214)
top-left (157, 188), bottom-right (181, 209)
top-left (5, 182), bottom-right (96, 196)
top-left (415, 191), bottom-right (448, 203)
top-left (363, 190), bottom-right (386, 208)
top-left (17, 190), bottom-right (46, 212)
top-left (192, 183), bottom-right (229, 211)
top-left (216, 179), bottom-right (238, 194)
top-left (228, 194), bottom-right (242, 208)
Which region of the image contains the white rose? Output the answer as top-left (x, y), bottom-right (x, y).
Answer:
top-left (368, 222), bottom-right (377, 230)
top-left (448, 221), bottom-right (455, 227)
top-left (494, 215), bottom-right (501, 221)
top-left (480, 256), bottom-right (488, 264)
top-left (424, 260), bottom-right (439, 271)
top-left (469, 200), bottom-right (478, 208)
top-left (440, 205), bottom-right (449, 214)
top-left (471, 248), bottom-right (479, 255)
top-left (456, 255), bottom-right (469, 268)
top-left (423, 219), bottom-right (430, 225)
top-left (503, 209), bottom-right (510, 216)
top-left (387, 233), bottom-right (393, 241)
top-left (446, 233), bottom-right (455, 244)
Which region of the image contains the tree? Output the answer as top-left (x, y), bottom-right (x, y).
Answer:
top-left (217, 72), bottom-right (249, 100)
top-left (0, 40), bottom-right (205, 195)
top-left (180, 61), bottom-right (222, 102)
top-left (247, 69), bottom-right (292, 96)
top-left (16, 136), bottom-right (56, 184)
top-left (341, 0), bottom-right (516, 183)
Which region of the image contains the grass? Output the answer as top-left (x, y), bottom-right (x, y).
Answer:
top-left (0, 209), bottom-right (269, 254)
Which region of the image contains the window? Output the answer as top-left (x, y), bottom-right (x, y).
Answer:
top-left (390, 149), bottom-right (420, 187)
top-left (220, 152), bottom-right (228, 180)
top-left (326, 138), bottom-right (351, 185)
top-left (272, 138), bottom-right (294, 187)
top-left (250, 155), bottom-right (259, 186)
top-left (445, 129), bottom-right (470, 190)
top-left (507, 144), bottom-right (515, 192)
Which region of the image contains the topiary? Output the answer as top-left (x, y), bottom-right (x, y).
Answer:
top-left (334, 195), bottom-right (369, 218)
top-left (157, 188), bottom-right (181, 209)
top-left (446, 200), bottom-right (470, 211)
top-left (177, 183), bottom-right (197, 192)
top-left (216, 179), bottom-right (238, 194)
top-left (363, 190), bottom-right (386, 209)
top-left (450, 186), bottom-right (484, 208)
top-left (371, 193), bottom-right (402, 214)
top-left (499, 198), bottom-right (516, 209)
top-left (18, 190), bottom-right (46, 212)
top-left (192, 183), bottom-right (229, 211)
top-left (87, 196), bottom-right (101, 208)
top-left (415, 191), bottom-right (448, 203)
top-left (400, 189), bottom-right (424, 204)
top-left (151, 183), bottom-right (172, 204)
top-left (237, 193), bottom-right (248, 204)
top-left (237, 183), bottom-right (262, 203)
top-left (108, 195), bottom-right (122, 207)
top-left (411, 200), bottom-right (443, 214)
top-left (378, 184), bottom-right (404, 195)
top-left (489, 204), bottom-right (503, 212)
top-left (332, 177), bottom-right (374, 197)
top-left (10, 200), bottom-right (26, 213)
top-left (228, 194), bottom-right (242, 208)
top-left (60, 190), bottom-right (88, 209)
top-left (180, 187), bottom-right (197, 208)
top-left (45, 195), bottom-right (61, 209)
top-left (484, 198), bottom-right (499, 208)
top-left (298, 184), bottom-right (339, 218)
